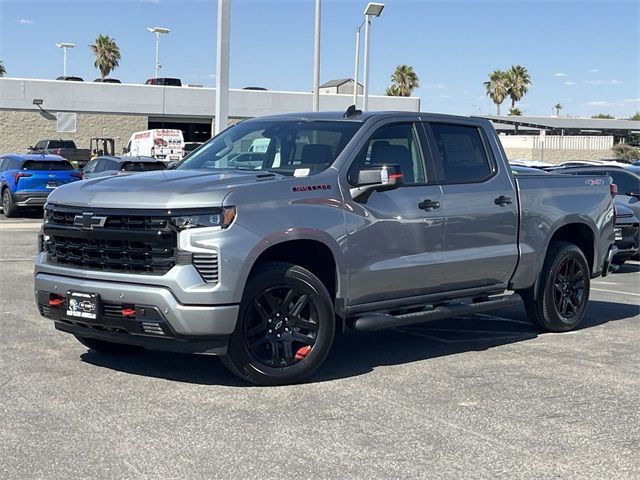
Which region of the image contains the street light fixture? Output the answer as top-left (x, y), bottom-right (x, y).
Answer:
top-left (55, 43), bottom-right (75, 77)
top-left (362, 2), bottom-right (385, 111)
top-left (147, 26), bottom-right (171, 79)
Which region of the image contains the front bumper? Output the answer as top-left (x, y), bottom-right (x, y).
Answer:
top-left (35, 272), bottom-right (239, 354)
top-left (14, 191), bottom-right (50, 207)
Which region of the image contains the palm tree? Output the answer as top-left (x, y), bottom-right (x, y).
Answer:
top-left (508, 107), bottom-right (522, 116)
top-left (386, 65), bottom-right (420, 97)
top-left (483, 70), bottom-right (508, 115)
top-left (89, 35), bottom-right (121, 79)
top-left (506, 65), bottom-right (531, 109)
top-left (0, 61), bottom-right (6, 77)
top-left (554, 103), bottom-right (562, 116)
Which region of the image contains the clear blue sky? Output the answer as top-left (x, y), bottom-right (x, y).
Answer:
top-left (1, 0), bottom-right (638, 117)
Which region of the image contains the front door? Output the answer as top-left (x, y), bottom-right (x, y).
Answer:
top-left (343, 121), bottom-right (447, 306)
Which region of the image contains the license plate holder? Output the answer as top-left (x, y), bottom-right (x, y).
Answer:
top-left (66, 291), bottom-right (100, 320)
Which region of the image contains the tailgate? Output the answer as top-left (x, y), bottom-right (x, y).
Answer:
top-left (16, 169), bottom-right (81, 191)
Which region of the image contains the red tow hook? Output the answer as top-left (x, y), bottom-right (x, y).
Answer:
top-left (295, 345), bottom-right (312, 361)
top-left (121, 308), bottom-right (136, 318)
top-left (48, 298), bottom-right (65, 307)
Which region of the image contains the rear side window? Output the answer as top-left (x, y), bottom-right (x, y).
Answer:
top-left (47, 140), bottom-right (76, 149)
top-left (429, 124), bottom-right (493, 184)
top-left (22, 161), bottom-right (74, 171)
top-left (122, 162), bottom-right (166, 172)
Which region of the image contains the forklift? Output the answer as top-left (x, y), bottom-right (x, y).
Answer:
top-left (89, 138), bottom-right (115, 159)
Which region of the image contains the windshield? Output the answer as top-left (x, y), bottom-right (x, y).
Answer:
top-left (176, 120), bottom-right (362, 176)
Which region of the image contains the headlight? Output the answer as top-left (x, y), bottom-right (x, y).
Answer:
top-left (170, 206), bottom-right (236, 231)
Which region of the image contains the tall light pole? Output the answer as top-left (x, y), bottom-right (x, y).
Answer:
top-left (362, 2), bottom-right (385, 111)
top-left (147, 26), bottom-right (170, 79)
top-left (353, 20), bottom-right (365, 107)
top-left (55, 43), bottom-right (75, 77)
top-left (312, 0), bottom-right (321, 111)
top-left (215, 0), bottom-right (231, 134)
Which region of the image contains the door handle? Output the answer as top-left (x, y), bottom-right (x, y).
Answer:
top-left (494, 195), bottom-right (513, 206)
top-left (418, 199), bottom-right (440, 211)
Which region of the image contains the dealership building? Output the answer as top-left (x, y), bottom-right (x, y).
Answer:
top-left (0, 77), bottom-right (419, 155)
top-left (1, 77), bottom-right (638, 163)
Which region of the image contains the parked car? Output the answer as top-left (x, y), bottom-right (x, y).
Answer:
top-left (145, 78), bottom-right (182, 86)
top-left (56, 76), bottom-right (84, 82)
top-left (82, 156), bottom-right (166, 179)
top-left (0, 154), bottom-right (81, 217)
top-left (612, 202), bottom-right (639, 266)
top-left (183, 142), bottom-right (204, 158)
top-left (36, 110), bottom-right (615, 385)
top-left (122, 129), bottom-right (185, 162)
top-left (93, 78), bottom-right (121, 84)
top-left (28, 139), bottom-right (91, 167)
top-left (548, 165), bottom-right (640, 220)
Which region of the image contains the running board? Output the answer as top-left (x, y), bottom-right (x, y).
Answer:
top-left (353, 294), bottom-right (522, 332)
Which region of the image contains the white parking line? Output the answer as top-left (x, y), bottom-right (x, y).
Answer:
top-left (592, 288), bottom-right (640, 297)
top-left (0, 223), bottom-right (41, 230)
top-left (0, 258), bottom-right (35, 262)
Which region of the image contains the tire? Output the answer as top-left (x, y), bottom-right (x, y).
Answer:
top-left (75, 335), bottom-right (144, 355)
top-left (1, 188), bottom-right (18, 218)
top-left (521, 241), bottom-right (590, 332)
top-left (221, 261), bottom-right (335, 386)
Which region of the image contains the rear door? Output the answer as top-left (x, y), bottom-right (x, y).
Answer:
top-left (422, 121), bottom-right (519, 291)
top-left (345, 120), bottom-right (448, 305)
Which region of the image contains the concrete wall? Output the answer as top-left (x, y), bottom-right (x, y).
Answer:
top-left (0, 110), bottom-right (147, 154)
top-left (499, 135), bottom-right (614, 164)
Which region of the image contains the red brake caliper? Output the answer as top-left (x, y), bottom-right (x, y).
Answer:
top-left (295, 345), bottom-right (311, 361)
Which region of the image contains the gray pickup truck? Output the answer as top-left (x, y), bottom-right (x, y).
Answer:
top-left (29, 140), bottom-right (91, 167)
top-left (34, 110), bottom-right (616, 385)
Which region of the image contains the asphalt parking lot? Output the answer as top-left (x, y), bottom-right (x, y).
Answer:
top-left (1, 218), bottom-right (639, 479)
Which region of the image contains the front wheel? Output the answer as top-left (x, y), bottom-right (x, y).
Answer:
top-left (221, 262), bottom-right (335, 385)
top-left (521, 241), bottom-right (590, 332)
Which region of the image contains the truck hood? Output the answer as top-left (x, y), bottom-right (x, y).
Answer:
top-left (46, 169), bottom-right (280, 209)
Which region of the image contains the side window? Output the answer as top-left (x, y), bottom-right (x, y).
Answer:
top-left (429, 123), bottom-right (494, 184)
top-left (83, 160), bottom-right (97, 173)
top-left (607, 171), bottom-right (639, 195)
top-left (350, 123), bottom-right (426, 185)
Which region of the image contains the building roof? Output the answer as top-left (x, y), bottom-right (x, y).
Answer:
top-left (319, 78), bottom-right (363, 88)
top-left (479, 115), bottom-right (640, 133)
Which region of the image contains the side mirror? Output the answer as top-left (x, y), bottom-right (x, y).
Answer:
top-left (122, 147), bottom-right (128, 154)
top-left (350, 164), bottom-right (404, 201)
top-left (167, 161), bottom-right (178, 169)
top-left (28, 146), bottom-right (35, 151)
top-left (626, 191), bottom-right (640, 199)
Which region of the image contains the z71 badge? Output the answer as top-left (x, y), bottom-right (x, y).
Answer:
top-left (585, 178), bottom-right (605, 186)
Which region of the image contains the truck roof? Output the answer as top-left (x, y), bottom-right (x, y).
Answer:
top-left (250, 110), bottom-right (480, 123)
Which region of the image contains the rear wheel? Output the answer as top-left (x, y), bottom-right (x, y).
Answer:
top-left (521, 241), bottom-right (590, 332)
top-left (75, 335), bottom-right (144, 355)
top-left (1, 189), bottom-right (17, 218)
top-left (221, 262), bottom-right (335, 385)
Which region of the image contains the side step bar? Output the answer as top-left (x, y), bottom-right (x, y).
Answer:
top-left (353, 294), bottom-right (522, 332)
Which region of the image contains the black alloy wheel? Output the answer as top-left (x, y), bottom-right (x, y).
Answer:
top-left (243, 286), bottom-right (319, 368)
top-left (552, 256), bottom-right (587, 320)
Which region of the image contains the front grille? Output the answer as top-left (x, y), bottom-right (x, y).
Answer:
top-left (43, 205), bottom-right (177, 275)
top-left (193, 253), bottom-right (219, 283)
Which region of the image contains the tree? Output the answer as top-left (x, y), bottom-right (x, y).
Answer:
top-left (508, 107), bottom-right (522, 116)
top-left (630, 112), bottom-right (640, 121)
top-left (554, 103), bottom-right (562, 116)
top-left (592, 113), bottom-right (615, 119)
top-left (506, 65), bottom-right (531, 109)
top-left (0, 61), bottom-right (5, 77)
top-left (385, 65), bottom-right (419, 97)
top-left (612, 143), bottom-right (640, 161)
top-left (89, 35), bottom-right (121, 79)
top-left (483, 70), bottom-right (509, 115)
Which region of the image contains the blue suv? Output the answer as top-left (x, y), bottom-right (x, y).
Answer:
top-left (0, 154), bottom-right (82, 217)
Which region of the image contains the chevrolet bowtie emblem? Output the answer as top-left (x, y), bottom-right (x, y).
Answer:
top-left (73, 212), bottom-right (108, 230)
